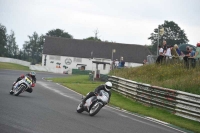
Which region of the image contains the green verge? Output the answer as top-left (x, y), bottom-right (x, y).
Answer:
top-left (110, 63), bottom-right (200, 95)
top-left (0, 62), bottom-right (30, 70)
top-left (49, 75), bottom-right (199, 133)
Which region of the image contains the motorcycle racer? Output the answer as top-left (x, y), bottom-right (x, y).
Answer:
top-left (80, 81), bottom-right (112, 107)
top-left (10, 71), bottom-right (36, 94)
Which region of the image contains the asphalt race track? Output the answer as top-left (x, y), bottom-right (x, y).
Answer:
top-left (0, 70), bottom-right (187, 133)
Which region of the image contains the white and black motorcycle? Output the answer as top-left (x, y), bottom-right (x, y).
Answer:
top-left (77, 90), bottom-right (109, 116)
top-left (10, 76), bottom-right (33, 96)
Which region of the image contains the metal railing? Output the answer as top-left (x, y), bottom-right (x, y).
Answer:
top-left (108, 76), bottom-right (200, 122)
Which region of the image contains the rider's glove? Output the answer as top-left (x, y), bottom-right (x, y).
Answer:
top-left (31, 83), bottom-right (35, 87)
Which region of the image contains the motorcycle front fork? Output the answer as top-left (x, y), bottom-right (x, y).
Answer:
top-left (11, 82), bottom-right (16, 90)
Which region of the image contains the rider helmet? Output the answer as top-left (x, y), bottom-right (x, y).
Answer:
top-left (104, 81), bottom-right (112, 91)
top-left (29, 71), bottom-right (36, 78)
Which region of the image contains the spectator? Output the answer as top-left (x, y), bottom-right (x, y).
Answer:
top-left (194, 42), bottom-right (200, 66)
top-left (174, 44), bottom-right (181, 56)
top-left (189, 47), bottom-right (195, 57)
top-left (188, 47), bottom-right (196, 68)
top-left (183, 46), bottom-right (191, 68)
top-left (120, 57), bottom-right (125, 67)
top-left (156, 45), bottom-right (164, 63)
top-left (171, 45), bottom-right (179, 60)
top-left (163, 40), bottom-right (167, 55)
top-left (115, 59), bottom-right (119, 68)
top-left (194, 43), bottom-right (200, 59)
top-left (164, 45), bottom-right (172, 58)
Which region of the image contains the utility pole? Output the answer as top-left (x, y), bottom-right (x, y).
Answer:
top-left (157, 26), bottom-right (159, 56)
top-left (157, 26), bottom-right (164, 56)
top-left (94, 29), bottom-right (100, 41)
top-left (111, 49), bottom-right (116, 70)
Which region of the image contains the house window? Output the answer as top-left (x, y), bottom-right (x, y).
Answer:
top-left (74, 58), bottom-right (82, 62)
top-left (103, 64), bottom-right (106, 70)
top-left (49, 55), bottom-right (61, 60)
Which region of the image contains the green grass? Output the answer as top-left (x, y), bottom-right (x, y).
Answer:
top-left (0, 62), bottom-right (30, 70)
top-left (110, 63), bottom-right (200, 95)
top-left (49, 75), bottom-right (200, 133)
top-left (50, 75), bottom-right (102, 95)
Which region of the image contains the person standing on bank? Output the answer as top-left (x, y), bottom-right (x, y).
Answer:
top-left (163, 40), bottom-right (167, 54)
top-left (156, 45), bottom-right (164, 63)
top-left (120, 57), bottom-right (125, 67)
top-left (115, 59), bottom-right (119, 68)
top-left (188, 47), bottom-right (196, 68)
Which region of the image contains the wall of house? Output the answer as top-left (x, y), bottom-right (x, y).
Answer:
top-left (42, 54), bottom-right (143, 74)
top-left (42, 54), bottom-right (112, 74)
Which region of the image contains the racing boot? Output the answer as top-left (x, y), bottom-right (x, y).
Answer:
top-left (9, 82), bottom-right (16, 95)
top-left (9, 90), bottom-right (14, 95)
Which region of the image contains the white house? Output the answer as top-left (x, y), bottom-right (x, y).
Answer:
top-left (42, 36), bottom-right (151, 77)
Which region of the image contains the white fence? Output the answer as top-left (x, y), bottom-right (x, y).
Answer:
top-left (0, 57), bottom-right (30, 67)
top-left (108, 76), bottom-right (200, 122)
top-left (0, 57), bottom-right (72, 74)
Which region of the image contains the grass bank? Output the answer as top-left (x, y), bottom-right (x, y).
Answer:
top-left (49, 75), bottom-right (199, 133)
top-left (0, 62), bottom-right (30, 70)
top-left (110, 63), bottom-right (200, 95)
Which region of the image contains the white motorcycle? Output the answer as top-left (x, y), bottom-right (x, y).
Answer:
top-left (77, 90), bottom-right (109, 116)
top-left (10, 76), bottom-right (33, 96)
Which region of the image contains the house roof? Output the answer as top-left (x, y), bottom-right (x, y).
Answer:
top-left (43, 36), bottom-right (152, 63)
top-left (92, 61), bottom-right (110, 65)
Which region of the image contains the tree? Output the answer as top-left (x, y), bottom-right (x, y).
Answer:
top-left (6, 30), bottom-right (19, 58)
top-left (83, 29), bottom-right (101, 41)
top-left (0, 23), bottom-right (7, 56)
top-left (17, 49), bottom-right (24, 60)
top-left (83, 36), bottom-right (101, 41)
top-left (36, 34), bottom-right (44, 63)
top-left (23, 32), bottom-right (44, 64)
top-left (46, 29), bottom-right (73, 38)
top-left (148, 20), bottom-right (189, 55)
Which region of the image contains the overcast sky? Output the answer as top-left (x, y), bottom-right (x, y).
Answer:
top-left (1, 0), bottom-right (200, 49)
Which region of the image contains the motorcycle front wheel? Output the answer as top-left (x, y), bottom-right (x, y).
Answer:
top-left (14, 85), bottom-right (25, 96)
top-left (89, 102), bottom-right (102, 116)
top-left (76, 103), bottom-right (84, 113)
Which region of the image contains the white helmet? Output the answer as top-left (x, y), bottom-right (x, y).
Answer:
top-left (105, 81), bottom-right (112, 91)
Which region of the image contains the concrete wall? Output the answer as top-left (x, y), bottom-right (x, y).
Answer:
top-left (0, 57), bottom-right (30, 67)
